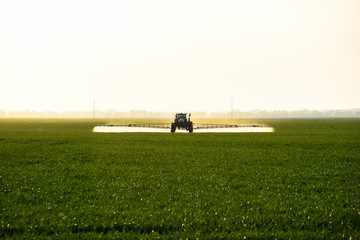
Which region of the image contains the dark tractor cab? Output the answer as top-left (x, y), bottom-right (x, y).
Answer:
top-left (171, 113), bottom-right (193, 133)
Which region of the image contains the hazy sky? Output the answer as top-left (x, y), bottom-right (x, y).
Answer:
top-left (1, 0), bottom-right (359, 112)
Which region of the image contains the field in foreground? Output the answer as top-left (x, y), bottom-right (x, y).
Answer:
top-left (1, 118), bottom-right (360, 239)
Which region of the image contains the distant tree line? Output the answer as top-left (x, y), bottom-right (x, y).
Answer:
top-left (210, 109), bottom-right (360, 118)
top-left (1, 109), bottom-right (360, 118)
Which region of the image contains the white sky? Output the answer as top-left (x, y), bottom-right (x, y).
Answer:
top-left (1, 0), bottom-right (359, 112)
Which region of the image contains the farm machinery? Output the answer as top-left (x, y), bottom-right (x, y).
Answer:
top-left (171, 113), bottom-right (193, 133)
top-left (99, 113), bottom-right (268, 133)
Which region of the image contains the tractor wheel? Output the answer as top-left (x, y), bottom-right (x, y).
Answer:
top-left (189, 124), bottom-right (193, 133)
top-left (171, 123), bottom-right (176, 133)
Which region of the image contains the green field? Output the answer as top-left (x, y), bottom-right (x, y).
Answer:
top-left (1, 118), bottom-right (360, 239)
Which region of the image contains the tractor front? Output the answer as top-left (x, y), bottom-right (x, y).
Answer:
top-left (171, 113), bottom-right (193, 133)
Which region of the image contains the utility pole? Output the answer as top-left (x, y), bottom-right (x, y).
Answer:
top-left (93, 98), bottom-right (95, 119)
top-left (231, 97), bottom-right (234, 119)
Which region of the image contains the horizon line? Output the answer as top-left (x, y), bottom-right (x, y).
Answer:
top-left (1, 108), bottom-right (360, 113)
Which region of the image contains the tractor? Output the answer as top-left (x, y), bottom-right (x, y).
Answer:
top-left (171, 113), bottom-right (193, 133)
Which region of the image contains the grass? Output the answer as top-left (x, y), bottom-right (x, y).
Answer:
top-left (1, 118), bottom-right (360, 239)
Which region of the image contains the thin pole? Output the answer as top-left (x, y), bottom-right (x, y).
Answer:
top-left (93, 98), bottom-right (95, 119)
